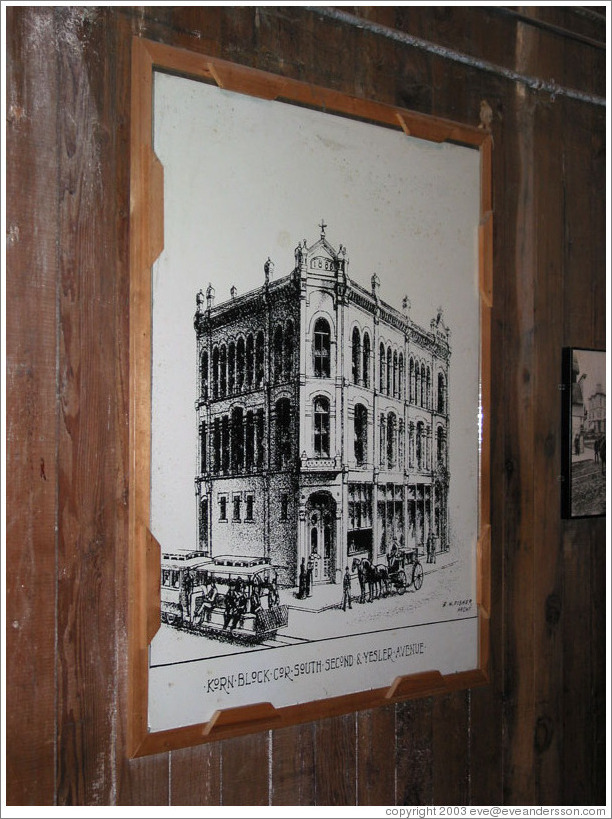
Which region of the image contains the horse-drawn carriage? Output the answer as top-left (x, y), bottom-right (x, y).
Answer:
top-left (352, 546), bottom-right (424, 602)
top-left (161, 551), bottom-right (289, 641)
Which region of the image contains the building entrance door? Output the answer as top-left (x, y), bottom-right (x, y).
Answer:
top-left (307, 492), bottom-right (336, 583)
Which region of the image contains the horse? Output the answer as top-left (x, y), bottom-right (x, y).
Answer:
top-left (351, 557), bottom-right (368, 603)
top-left (351, 558), bottom-right (389, 601)
top-left (369, 562), bottom-right (390, 598)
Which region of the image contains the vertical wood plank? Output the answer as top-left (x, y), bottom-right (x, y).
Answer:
top-left (117, 757), bottom-right (169, 806)
top-left (271, 724), bottom-right (316, 805)
top-left (468, 71), bottom-right (507, 809)
top-left (114, 12), bottom-right (172, 803)
top-left (395, 699), bottom-right (433, 805)
top-left (221, 734), bottom-right (270, 806)
top-left (501, 30), bottom-right (538, 801)
top-left (432, 692), bottom-right (470, 805)
top-left (314, 715), bottom-right (357, 805)
top-left (54, 6), bottom-right (124, 804)
top-left (559, 90), bottom-right (600, 806)
top-left (169, 744), bottom-right (222, 805)
top-left (530, 25), bottom-right (566, 804)
top-left (357, 706), bottom-right (395, 805)
top-left (5, 6), bottom-right (59, 805)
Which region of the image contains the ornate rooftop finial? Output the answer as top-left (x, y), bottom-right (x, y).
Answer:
top-left (230, 285), bottom-right (237, 299)
top-left (196, 289), bottom-right (205, 314)
top-left (206, 283), bottom-right (215, 309)
top-left (264, 257), bottom-right (274, 283)
top-left (319, 219), bottom-right (327, 238)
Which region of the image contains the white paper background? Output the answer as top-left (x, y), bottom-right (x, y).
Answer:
top-left (149, 71), bottom-right (482, 730)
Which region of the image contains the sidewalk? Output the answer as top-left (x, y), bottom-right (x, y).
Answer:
top-left (279, 582), bottom-right (345, 613)
top-left (277, 553), bottom-right (450, 614)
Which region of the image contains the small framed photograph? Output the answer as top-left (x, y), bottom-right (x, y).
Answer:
top-left (561, 347), bottom-right (606, 518)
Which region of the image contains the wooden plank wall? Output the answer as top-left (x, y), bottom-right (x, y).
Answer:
top-left (5, 5), bottom-right (606, 807)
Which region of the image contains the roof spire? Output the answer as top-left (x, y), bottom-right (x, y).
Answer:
top-left (319, 219), bottom-right (327, 238)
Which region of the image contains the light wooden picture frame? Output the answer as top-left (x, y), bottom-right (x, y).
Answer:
top-left (129, 37), bottom-right (493, 757)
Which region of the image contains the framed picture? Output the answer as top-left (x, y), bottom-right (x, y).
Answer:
top-left (561, 347), bottom-right (606, 519)
top-left (128, 38), bottom-right (493, 756)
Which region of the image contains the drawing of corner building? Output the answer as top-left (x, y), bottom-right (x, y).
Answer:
top-left (193, 225), bottom-right (451, 588)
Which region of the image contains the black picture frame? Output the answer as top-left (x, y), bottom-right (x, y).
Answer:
top-left (561, 347), bottom-right (606, 519)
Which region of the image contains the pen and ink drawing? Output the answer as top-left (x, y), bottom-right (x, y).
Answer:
top-left (147, 70), bottom-right (482, 730)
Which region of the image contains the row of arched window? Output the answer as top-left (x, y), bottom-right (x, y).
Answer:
top-left (379, 343), bottom-right (404, 399)
top-left (377, 414), bottom-right (447, 472)
top-left (409, 360), bottom-right (447, 413)
top-left (200, 401), bottom-right (446, 476)
top-left (200, 408), bottom-right (265, 475)
top-left (200, 322), bottom-right (296, 401)
top-left (351, 328), bottom-right (447, 413)
top-left (201, 319), bottom-right (448, 416)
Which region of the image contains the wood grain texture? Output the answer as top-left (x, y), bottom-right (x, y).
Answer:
top-left (271, 724), bottom-right (316, 806)
top-left (395, 698), bottom-right (433, 805)
top-left (5, 6), bottom-right (59, 805)
top-left (314, 714), bottom-right (357, 805)
top-left (432, 691), bottom-right (470, 805)
top-left (54, 7), bottom-right (120, 804)
top-left (169, 744), bottom-right (222, 806)
top-left (220, 733), bottom-right (270, 806)
top-left (357, 706), bottom-right (396, 805)
top-left (5, 4), bottom-right (606, 807)
top-left (530, 21), bottom-right (566, 804)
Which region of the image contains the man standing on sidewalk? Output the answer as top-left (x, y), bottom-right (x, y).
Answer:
top-left (342, 566), bottom-right (353, 611)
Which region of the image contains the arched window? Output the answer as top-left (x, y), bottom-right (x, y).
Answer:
top-left (387, 346), bottom-right (392, 396)
top-left (212, 346), bottom-right (219, 400)
top-left (246, 333), bottom-right (254, 389)
top-left (409, 357), bottom-right (414, 403)
top-left (393, 351), bottom-right (398, 398)
top-left (228, 341), bottom-right (236, 394)
top-left (236, 337), bottom-right (245, 393)
top-left (255, 330), bottom-right (265, 387)
top-left (313, 396), bottom-right (330, 456)
top-left (415, 363), bottom-right (421, 407)
top-left (363, 332), bottom-right (371, 388)
top-left (379, 343), bottom-right (386, 393)
top-left (352, 327), bottom-right (361, 384)
top-left (199, 421), bottom-right (207, 473)
top-left (313, 318), bottom-right (331, 377)
top-left (426, 366), bottom-right (431, 409)
top-left (387, 412), bottom-right (397, 468)
top-left (275, 398), bottom-right (292, 468)
top-left (245, 410), bottom-right (255, 471)
top-left (274, 324), bottom-right (284, 383)
top-left (438, 372), bottom-right (446, 414)
top-left (379, 413), bottom-right (386, 467)
top-left (200, 350), bottom-right (208, 400)
top-left (437, 425), bottom-right (446, 466)
top-left (408, 422), bottom-right (415, 468)
top-left (354, 403), bottom-right (368, 465)
top-left (231, 407), bottom-right (244, 473)
top-left (398, 420), bottom-right (405, 468)
top-left (198, 497), bottom-right (208, 549)
top-left (221, 414), bottom-right (230, 472)
top-left (219, 345), bottom-right (227, 398)
top-left (256, 408), bottom-right (264, 468)
top-left (284, 320), bottom-right (294, 380)
top-left (416, 421), bottom-right (424, 469)
top-left (213, 417), bottom-right (221, 472)
top-left (398, 354), bottom-right (404, 400)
